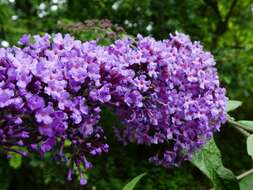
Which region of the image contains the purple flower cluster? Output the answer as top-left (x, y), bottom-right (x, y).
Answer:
top-left (110, 33), bottom-right (227, 167)
top-left (0, 32), bottom-right (227, 184)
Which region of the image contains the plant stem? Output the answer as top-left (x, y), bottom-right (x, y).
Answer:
top-left (237, 168), bottom-right (253, 180)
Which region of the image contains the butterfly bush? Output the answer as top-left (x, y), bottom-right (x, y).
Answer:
top-left (0, 32), bottom-right (227, 185)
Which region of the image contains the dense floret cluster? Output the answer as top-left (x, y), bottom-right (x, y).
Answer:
top-left (0, 33), bottom-right (227, 184)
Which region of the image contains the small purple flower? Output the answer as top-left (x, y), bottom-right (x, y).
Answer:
top-left (79, 123), bottom-right (93, 137)
top-left (35, 105), bottom-right (54, 124)
top-left (18, 34), bottom-right (30, 45)
top-left (39, 124), bottom-right (55, 137)
top-left (71, 109), bottom-right (82, 124)
top-left (124, 90), bottom-right (143, 107)
top-left (41, 138), bottom-right (56, 153)
top-left (133, 75), bottom-right (151, 92)
top-left (27, 95), bottom-right (45, 111)
top-left (90, 85), bottom-right (111, 103)
top-left (80, 175), bottom-right (87, 186)
top-left (0, 88), bottom-right (14, 107)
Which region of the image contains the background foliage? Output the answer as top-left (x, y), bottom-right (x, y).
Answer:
top-left (0, 0), bottom-right (253, 189)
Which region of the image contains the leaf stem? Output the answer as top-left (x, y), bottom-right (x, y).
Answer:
top-left (227, 115), bottom-right (252, 136)
top-left (233, 125), bottom-right (250, 137)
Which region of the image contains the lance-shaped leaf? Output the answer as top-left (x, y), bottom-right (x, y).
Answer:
top-left (191, 138), bottom-right (239, 190)
top-left (122, 173), bottom-right (147, 190)
top-left (226, 100), bottom-right (242, 112)
top-left (246, 135), bottom-right (253, 156)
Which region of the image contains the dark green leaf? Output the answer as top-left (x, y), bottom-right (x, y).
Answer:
top-left (0, 159), bottom-right (11, 190)
top-left (122, 173), bottom-right (147, 190)
top-left (191, 138), bottom-right (239, 190)
top-left (226, 100), bottom-right (242, 112)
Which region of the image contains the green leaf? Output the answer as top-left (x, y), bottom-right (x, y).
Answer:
top-left (246, 135), bottom-right (253, 156)
top-left (239, 172), bottom-right (253, 190)
top-left (226, 100), bottom-right (242, 112)
top-left (122, 173), bottom-right (147, 190)
top-left (9, 154), bottom-right (22, 169)
top-left (238, 120), bottom-right (253, 128)
top-left (191, 138), bottom-right (239, 190)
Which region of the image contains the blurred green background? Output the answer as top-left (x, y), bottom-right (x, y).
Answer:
top-left (0, 0), bottom-right (253, 189)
